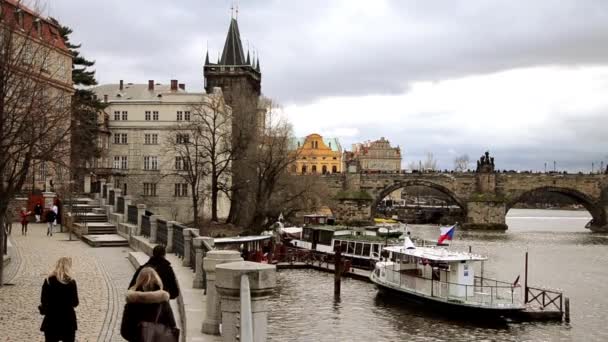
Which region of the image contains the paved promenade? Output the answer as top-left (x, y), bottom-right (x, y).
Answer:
top-left (0, 223), bottom-right (135, 341)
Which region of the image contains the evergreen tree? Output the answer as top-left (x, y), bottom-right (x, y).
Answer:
top-left (50, 18), bottom-right (106, 181)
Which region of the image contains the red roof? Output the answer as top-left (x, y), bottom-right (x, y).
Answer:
top-left (1, 0), bottom-right (69, 52)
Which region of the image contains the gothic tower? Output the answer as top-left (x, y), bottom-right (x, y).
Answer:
top-left (204, 18), bottom-right (262, 227)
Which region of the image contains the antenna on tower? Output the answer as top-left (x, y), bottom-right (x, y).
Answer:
top-left (230, 0), bottom-right (235, 19)
top-left (236, 0), bottom-right (240, 20)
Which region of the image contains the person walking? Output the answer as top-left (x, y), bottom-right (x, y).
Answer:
top-left (20, 207), bottom-right (31, 235)
top-left (34, 202), bottom-right (43, 223)
top-left (39, 257), bottom-right (79, 342)
top-left (46, 210), bottom-right (56, 236)
top-left (128, 245), bottom-right (179, 299)
top-left (120, 267), bottom-right (178, 342)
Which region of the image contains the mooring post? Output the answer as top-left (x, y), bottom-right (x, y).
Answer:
top-left (524, 252), bottom-right (529, 303)
top-left (334, 249), bottom-right (341, 298)
top-left (565, 297), bottom-right (570, 323)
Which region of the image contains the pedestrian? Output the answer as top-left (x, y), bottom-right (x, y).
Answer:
top-left (120, 267), bottom-right (179, 342)
top-left (4, 212), bottom-right (12, 235)
top-left (52, 200), bottom-right (59, 226)
top-left (128, 245), bottom-right (179, 299)
top-left (34, 202), bottom-right (43, 223)
top-left (39, 257), bottom-right (79, 342)
top-left (20, 207), bottom-right (31, 235)
top-left (46, 210), bottom-right (56, 236)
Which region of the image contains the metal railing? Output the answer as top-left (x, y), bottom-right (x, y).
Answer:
top-left (141, 215), bottom-right (151, 237)
top-left (526, 286), bottom-right (563, 312)
top-left (116, 197), bottom-right (125, 214)
top-left (157, 219), bottom-right (168, 246)
top-left (127, 205), bottom-right (138, 224)
top-left (108, 190), bottom-right (115, 205)
top-left (173, 223), bottom-right (185, 258)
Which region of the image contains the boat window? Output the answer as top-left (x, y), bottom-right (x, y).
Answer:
top-left (347, 242), bottom-right (355, 254)
top-left (302, 228), bottom-right (312, 242)
top-left (362, 243), bottom-right (371, 257)
top-left (355, 243), bottom-right (363, 256)
top-left (372, 244), bottom-right (379, 255)
top-left (319, 230), bottom-right (333, 245)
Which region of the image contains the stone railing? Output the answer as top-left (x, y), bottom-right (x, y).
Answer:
top-left (172, 223), bottom-right (186, 258)
top-left (141, 215), bottom-right (151, 238)
top-left (116, 196), bottom-right (125, 214)
top-left (157, 219), bottom-right (168, 246)
top-left (127, 205), bottom-right (138, 225)
top-left (108, 190), bottom-right (115, 205)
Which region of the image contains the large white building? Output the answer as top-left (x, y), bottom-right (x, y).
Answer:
top-left (92, 80), bottom-right (231, 222)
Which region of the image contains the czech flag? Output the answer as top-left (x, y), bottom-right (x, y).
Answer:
top-left (438, 225), bottom-right (456, 245)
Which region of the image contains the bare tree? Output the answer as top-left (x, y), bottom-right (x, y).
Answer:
top-left (422, 152), bottom-right (438, 171)
top-left (453, 154), bottom-right (470, 172)
top-left (0, 10), bottom-right (72, 285)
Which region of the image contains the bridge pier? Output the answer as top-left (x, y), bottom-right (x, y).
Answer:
top-left (462, 200), bottom-right (508, 230)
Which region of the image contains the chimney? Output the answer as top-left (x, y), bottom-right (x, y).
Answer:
top-left (103, 94), bottom-right (108, 103)
top-left (178, 83), bottom-right (185, 91)
top-left (119, 80), bottom-right (123, 91)
top-left (170, 79), bottom-right (178, 91)
top-left (148, 80), bottom-right (154, 91)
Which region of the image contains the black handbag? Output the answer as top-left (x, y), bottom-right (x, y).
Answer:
top-left (138, 306), bottom-right (180, 342)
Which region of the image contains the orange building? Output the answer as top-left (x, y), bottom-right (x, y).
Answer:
top-left (291, 133), bottom-right (342, 174)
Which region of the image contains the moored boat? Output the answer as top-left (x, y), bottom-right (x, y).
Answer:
top-left (370, 238), bottom-right (525, 315)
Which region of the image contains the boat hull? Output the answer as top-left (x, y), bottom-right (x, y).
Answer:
top-left (371, 278), bottom-right (524, 317)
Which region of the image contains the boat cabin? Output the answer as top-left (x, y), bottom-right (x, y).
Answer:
top-left (303, 214), bottom-right (335, 226)
top-left (214, 235), bottom-right (273, 261)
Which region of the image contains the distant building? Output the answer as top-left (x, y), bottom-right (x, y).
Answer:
top-left (290, 134), bottom-right (342, 174)
top-left (91, 80), bottom-right (231, 222)
top-left (346, 137), bottom-right (401, 172)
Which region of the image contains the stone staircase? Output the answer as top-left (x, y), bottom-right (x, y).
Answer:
top-left (68, 197), bottom-right (129, 247)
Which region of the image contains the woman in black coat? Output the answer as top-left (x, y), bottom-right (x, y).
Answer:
top-left (121, 267), bottom-right (178, 342)
top-left (40, 257), bottom-right (79, 342)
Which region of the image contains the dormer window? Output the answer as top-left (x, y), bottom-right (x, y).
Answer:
top-left (14, 9), bottom-right (23, 28)
top-left (34, 19), bottom-right (42, 37)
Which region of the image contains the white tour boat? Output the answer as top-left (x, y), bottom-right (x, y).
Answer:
top-left (370, 238), bottom-right (525, 315)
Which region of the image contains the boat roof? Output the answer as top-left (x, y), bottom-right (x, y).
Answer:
top-left (334, 235), bottom-right (401, 243)
top-left (214, 235), bottom-right (272, 244)
top-left (383, 245), bottom-right (487, 262)
top-left (303, 225), bottom-right (351, 232)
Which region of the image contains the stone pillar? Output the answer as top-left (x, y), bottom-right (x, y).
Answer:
top-left (462, 200), bottom-right (508, 230)
top-left (193, 237), bottom-right (215, 289)
top-left (166, 221), bottom-right (176, 253)
top-left (84, 174), bottom-right (91, 193)
top-left (113, 188), bottom-right (122, 213)
top-left (123, 195), bottom-right (132, 216)
top-left (202, 251), bottom-right (243, 335)
top-left (98, 179), bottom-right (106, 201)
top-left (182, 229), bottom-right (195, 267)
top-left (104, 185), bottom-right (114, 216)
top-left (136, 204), bottom-right (146, 236)
top-left (149, 215), bottom-right (159, 243)
top-left (215, 261), bottom-right (277, 342)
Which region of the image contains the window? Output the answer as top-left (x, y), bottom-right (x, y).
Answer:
top-left (114, 178), bottom-right (120, 188)
top-left (332, 165), bottom-right (338, 173)
top-left (174, 183), bottom-right (188, 197)
top-left (322, 165), bottom-right (327, 174)
top-left (121, 133), bottom-right (128, 144)
top-left (176, 134), bottom-right (190, 144)
top-left (144, 133), bottom-right (158, 145)
top-left (184, 111), bottom-right (191, 121)
top-left (311, 165), bottom-right (317, 173)
top-left (121, 111), bottom-right (128, 120)
top-left (121, 156), bottom-right (128, 169)
top-left (177, 111), bottom-right (183, 121)
top-left (175, 156), bottom-right (185, 170)
top-left (145, 111), bottom-right (151, 121)
top-left (39, 162), bottom-right (46, 179)
top-left (114, 111), bottom-right (120, 120)
top-left (143, 183), bottom-right (157, 196)
top-left (114, 133), bottom-right (120, 144)
top-left (301, 165), bottom-right (307, 174)
top-left (153, 111), bottom-right (159, 121)
top-left (143, 156), bottom-right (158, 170)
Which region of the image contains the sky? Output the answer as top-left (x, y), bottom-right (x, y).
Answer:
top-left (41, 0), bottom-right (608, 172)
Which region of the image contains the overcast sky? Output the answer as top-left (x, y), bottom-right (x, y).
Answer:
top-left (44, 0), bottom-right (608, 172)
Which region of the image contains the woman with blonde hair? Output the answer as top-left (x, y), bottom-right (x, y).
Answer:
top-left (39, 257), bottom-right (79, 342)
top-left (120, 267), bottom-right (178, 341)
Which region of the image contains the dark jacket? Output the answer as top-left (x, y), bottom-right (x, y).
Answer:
top-left (45, 210), bottom-right (56, 223)
top-left (34, 204), bottom-right (43, 215)
top-left (128, 257), bottom-right (179, 299)
top-left (40, 276), bottom-right (79, 334)
top-left (120, 289), bottom-right (176, 342)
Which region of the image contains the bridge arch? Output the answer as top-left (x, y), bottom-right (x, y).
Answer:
top-left (506, 186), bottom-right (606, 227)
top-left (371, 179), bottom-right (467, 219)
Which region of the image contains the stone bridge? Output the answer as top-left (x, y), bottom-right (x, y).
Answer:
top-left (319, 156), bottom-right (608, 232)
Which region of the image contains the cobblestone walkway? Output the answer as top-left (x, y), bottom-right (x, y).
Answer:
top-left (0, 223), bottom-right (135, 341)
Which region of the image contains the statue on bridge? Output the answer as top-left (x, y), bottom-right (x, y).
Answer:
top-left (476, 151), bottom-right (495, 173)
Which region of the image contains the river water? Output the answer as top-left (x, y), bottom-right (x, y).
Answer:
top-left (267, 209), bottom-right (608, 341)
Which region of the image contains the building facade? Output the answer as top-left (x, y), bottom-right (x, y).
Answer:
top-left (92, 80), bottom-right (231, 222)
top-left (1, 0), bottom-right (74, 193)
top-left (291, 134), bottom-right (342, 175)
top-left (347, 137), bottom-right (402, 172)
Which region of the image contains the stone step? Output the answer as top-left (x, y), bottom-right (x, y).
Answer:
top-left (75, 222), bottom-right (117, 234)
top-left (92, 208), bottom-right (106, 214)
top-left (81, 234), bottom-right (129, 247)
top-left (75, 213), bottom-right (108, 223)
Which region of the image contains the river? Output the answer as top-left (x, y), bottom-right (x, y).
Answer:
top-left (267, 209), bottom-right (608, 341)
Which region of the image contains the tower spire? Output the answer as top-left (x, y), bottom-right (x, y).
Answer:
top-left (205, 50), bottom-right (210, 65)
top-left (219, 18), bottom-right (246, 65)
top-left (246, 50), bottom-right (251, 65)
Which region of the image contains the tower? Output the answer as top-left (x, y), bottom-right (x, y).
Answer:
top-left (204, 18), bottom-right (262, 227)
